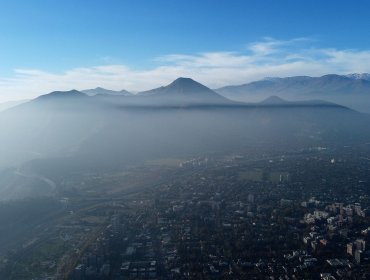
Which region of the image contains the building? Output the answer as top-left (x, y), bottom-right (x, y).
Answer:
top-left (347, 243), bottom-right (354, 256)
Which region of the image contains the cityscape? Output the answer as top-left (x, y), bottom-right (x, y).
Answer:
top-left (1, 1), bottom-right (370, 279)
top-left (2, 145), bottom-right (370, 279)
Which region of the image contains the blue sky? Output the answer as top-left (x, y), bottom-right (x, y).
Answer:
top-left (1, 0), bottom-right (370, 101)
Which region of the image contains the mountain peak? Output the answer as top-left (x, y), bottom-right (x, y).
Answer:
top-left (82, 87), bottom-right (132, 96)
top-left (36, 90), bottom-right (86, 100)
top-left (260, 95), bottom-right (287, 104)
top-left (167, 77), bottom-right (210, 92)
top-left (137, 77), bottom-right (231, 105)
top-left (173, 77), bottom-right (195, 82)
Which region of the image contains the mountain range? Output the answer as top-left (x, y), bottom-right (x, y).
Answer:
top-left (2, 73), bottom-right (369, 112)
top-left (27, 77), bottom-right (343, 109)
top-left (0, 77), bottom-right (370, 200)
top-left (215, 74), bottom-right (370, 112)
top-left (346, 73), bottom-right (370, 80)
top-left (81, 87), bottom-right (132, 96)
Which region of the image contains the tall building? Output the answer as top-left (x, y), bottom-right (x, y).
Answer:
top-left (347, 243), bottom-right (354, 256)
top-left (355, 239), bottom-right (366, 251)
top-left (111, 214), bottom-right (121, 234)
top-left (355, 250), bottom-right (363, 263)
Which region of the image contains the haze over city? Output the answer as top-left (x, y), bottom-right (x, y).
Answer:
top-left (2, 1), bottom-right (370, 279)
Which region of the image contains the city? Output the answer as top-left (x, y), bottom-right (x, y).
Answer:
top-left (3, 145), bottom-right (370, 279)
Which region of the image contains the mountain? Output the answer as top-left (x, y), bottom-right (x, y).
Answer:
top-left (8, 78), bottom-right (237, 112)
top-left (137, 77), bottom-right (233, 106)
top-left (346, 73), bottom-right (370, 81)
top-left (0, 77), bottom-right (369, 201)
top-left (215, 74), bottom-right (370, 112)
top-left (0, 100), bottom-right (29, 112)
top-left (216, 74), bottom-right (370, 98)
top-left (259, 95), bottom-right (287, 105)
top-left (81, 87), bottom-right (132, 96)
top-left (35, 90), bottom-right (87, 101)
top-left (257, 96), bottom-right (345, 108)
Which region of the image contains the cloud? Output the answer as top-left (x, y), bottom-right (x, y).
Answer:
top-left (1, 37), bottom-right (370, 102)
top-left (247, 37), bottom-right (310, 56)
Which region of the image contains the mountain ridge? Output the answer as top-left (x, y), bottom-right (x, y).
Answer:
top-left (0, 78), bottom-right (365, 180)
top-left (136, 77), bottom-right (232, 106)
top-left (35, 90), bottom-right (87, 100)
top-left (81, 87), bottom-right (132, 96)
top-left (10, 77), bottom-right (350, 111)
top-left (215, 74), bottom-right (370, 112)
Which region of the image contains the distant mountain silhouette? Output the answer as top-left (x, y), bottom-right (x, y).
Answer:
top-left (0, 77), bottom-right (368, 190)
top-left (16, 78), bottom-right (348, 111)
top-left (27, 78), bottom-right (349, 110)
top-left (0, 100), bottom-right (29, 112)
top-left (346, 73), bottom-right (370, 81)
top-left (256, 95), bottom-right (344, 108)
top-left (137, 77), bottom-right (232, 106)
top-left (81, 87), bottom-right (132, 96)
top-left (260, 96), bottom-right (287, 105)
top-left (14, 78), bottom-right (348, 112)
top-left (215, 74), bottom-right (370, 112)
top-left (216, 74), bottom-right (370, 99)
top-left (35, 90), bottom-right (87, 101)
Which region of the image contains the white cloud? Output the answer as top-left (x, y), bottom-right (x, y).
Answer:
top-left (1, 37), bottom-right (370, 102)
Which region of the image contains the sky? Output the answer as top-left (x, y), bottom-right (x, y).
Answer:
top-left (1, 0), bottom-right (370, 101)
